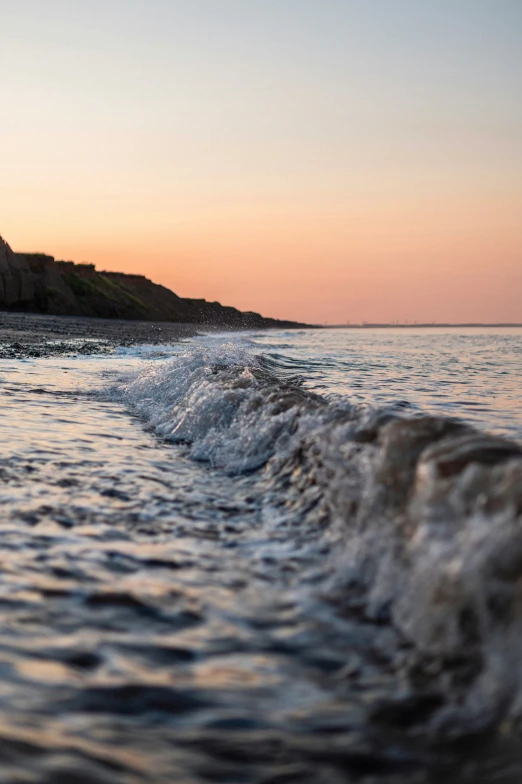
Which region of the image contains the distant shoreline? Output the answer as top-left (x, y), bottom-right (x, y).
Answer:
top-left (321, 323), bottom-right (522, 329)
top-left (1, 235), bottom-right (309, 330)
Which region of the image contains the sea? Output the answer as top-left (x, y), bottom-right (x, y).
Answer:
top-left (0, 326), bottom-right (521, 783)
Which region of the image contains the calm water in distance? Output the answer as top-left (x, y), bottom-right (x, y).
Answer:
top-left (245, 326), bottom-right (522, 441)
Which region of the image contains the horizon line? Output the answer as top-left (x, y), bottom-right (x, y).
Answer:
top-left (320, 323), bottom-right (522, 329)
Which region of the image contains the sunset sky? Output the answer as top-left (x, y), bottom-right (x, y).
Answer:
top-left (1, 0), bottom-right (521, 324)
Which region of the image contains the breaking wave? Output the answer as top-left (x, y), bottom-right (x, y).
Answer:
top-left (109, 343), bottom-right (522, 736)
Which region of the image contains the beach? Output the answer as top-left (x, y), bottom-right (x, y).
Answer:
top-left (0, 311), bottom-right (201, 358)
top-left (3, 0), bottom-right (521, 779)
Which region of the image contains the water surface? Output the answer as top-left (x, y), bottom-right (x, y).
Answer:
top-left (0, 327), bottom-right (521, 782)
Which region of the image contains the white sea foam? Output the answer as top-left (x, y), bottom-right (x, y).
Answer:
top-left (108, 342), bottom-right (522, 733)
top-left (111, 343), bottom-right (331, 473)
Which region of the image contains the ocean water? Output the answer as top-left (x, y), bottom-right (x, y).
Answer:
top-left (246, 327), bottom-right (522, 441)
top-left (0, 326), bottom-right (521, 783)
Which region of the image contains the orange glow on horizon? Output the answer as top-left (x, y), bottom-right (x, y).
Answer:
top-left (1, 1), bottom-right (521, 325)
top-left (3, 183), bottom-right (520, 324)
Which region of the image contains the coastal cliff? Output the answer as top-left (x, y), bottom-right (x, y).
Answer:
top-left (0, 236), bottom-right (35, 307)
top-left (0, 236), bottom-right (305, 329)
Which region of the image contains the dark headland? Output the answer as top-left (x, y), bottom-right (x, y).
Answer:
top-left (0, 234), bottom-right (308, 328)
top-left (0, 234), bottom-right (309, 356)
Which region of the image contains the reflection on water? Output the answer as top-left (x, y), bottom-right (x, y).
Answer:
top-left (0, 330), bottom-right (521, 782)
top-left (0, 354), bottom-right (411, 783)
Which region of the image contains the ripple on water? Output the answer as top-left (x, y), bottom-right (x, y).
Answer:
top-left (0, 336), bottom-right (521, 782)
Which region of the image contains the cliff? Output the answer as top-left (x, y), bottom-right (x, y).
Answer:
top-left (0, 236), bottom-right (35, 306)
top-left (0, 236), bottom-right (306, 329)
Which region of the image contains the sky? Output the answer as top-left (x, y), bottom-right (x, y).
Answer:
top-left (1, 0), bottom-right (521, 324)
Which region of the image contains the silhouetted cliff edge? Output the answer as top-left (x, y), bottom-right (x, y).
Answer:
top-left (0, 236), bottom-right (306, 329)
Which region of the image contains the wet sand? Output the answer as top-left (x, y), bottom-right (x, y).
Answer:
top-left (0, 311), bottom-right (202, 358)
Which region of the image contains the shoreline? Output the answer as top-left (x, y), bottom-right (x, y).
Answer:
top-left (0, 311), bottom-right (203, 359)
top-left (2, 310), bottom-right (520, 361)
top-left (322, 322), bottom-right (522, 328)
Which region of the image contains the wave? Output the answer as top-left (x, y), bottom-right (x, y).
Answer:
top-left (108, 343), bottom-right (522, 735)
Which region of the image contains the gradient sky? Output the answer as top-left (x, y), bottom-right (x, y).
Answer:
top-left (1, 0), bottom-right (521, 323)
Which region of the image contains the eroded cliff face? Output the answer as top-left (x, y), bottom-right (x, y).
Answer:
top-left (0, 235), bottom-right (306, 328)
top-left (0, 237), bottom-right (34, 307)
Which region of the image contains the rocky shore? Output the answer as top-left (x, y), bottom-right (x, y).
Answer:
top-left (0, 311), bottom-right (202, 358)
top-left (0, 234), bottom-right (307, 330)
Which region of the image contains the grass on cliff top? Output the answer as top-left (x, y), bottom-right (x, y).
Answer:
top-left (63, 271), bottom-right (147, 312)
top-left (97, 275), bottom-right (147, 310)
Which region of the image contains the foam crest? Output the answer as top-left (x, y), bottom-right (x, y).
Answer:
top-left (109, 343), bottom-right (522, 733)
top-left (111, 343), bottom-right (331, 473)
